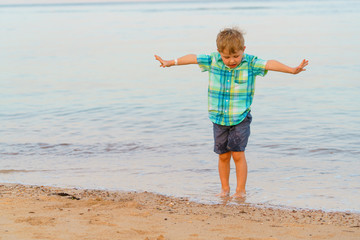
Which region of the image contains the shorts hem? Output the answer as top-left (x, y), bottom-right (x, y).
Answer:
top-left (214, 148), bottom-right (246, 154)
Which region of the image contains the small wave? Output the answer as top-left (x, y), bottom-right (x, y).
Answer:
top-left (0, 139), bottom-right (210, 157)
top-left (309, 148), bottom-right (338, 153)
top-left (308, 148), bottom-right (343, 155)
top-left (38, 143), bottom-right (72, 149)
top-left (2, 152), bottom-right (19, 155)
top-left (258, 144), bottom-right (282, 149)
top-left (254, 143), bottom-right (360, 157)
top-left (0, 2), bottom-right (270, 13)
top-left (0, 169), bottom-right (44, 174)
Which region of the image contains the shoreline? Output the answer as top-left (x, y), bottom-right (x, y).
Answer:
top-left (1, 183), bottom-right (359, 240)
top-left (1, 181), bottom-right (358, 214)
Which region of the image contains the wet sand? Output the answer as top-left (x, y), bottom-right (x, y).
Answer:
top-left (0, 183), bottom-right (359, 240)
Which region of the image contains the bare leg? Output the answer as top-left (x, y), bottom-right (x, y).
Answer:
top-left (217, 151), bottom-right (232, 197)
top-left (231, 151), bottom-right (247, 198)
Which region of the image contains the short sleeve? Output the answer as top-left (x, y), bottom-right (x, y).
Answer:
top-left (250, 57), bottom-right (268, 77)
top-left (197, 54), bottom-right (212, 72)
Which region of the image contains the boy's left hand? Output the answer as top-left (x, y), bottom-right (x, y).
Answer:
top-left (292, 59), bottom-right (309, 74)
top-left (154, 55), bottom-right (173, 68)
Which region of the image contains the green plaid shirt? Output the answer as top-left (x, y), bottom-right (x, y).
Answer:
top-left (197, 52), bottom-right (268, 126)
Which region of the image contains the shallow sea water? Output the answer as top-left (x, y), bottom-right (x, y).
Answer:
top-left (1, 0), bottom-right (360, 212)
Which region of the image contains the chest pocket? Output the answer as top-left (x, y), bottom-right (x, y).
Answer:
top-left (234, 69), bottom-right (248, 84)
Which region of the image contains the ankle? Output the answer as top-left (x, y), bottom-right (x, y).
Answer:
top-left (235, 188), bottom-right (246, 194)
top-left (216, 188), bottom-right (230, 197)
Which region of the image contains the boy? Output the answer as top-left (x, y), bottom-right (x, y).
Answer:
top-left (154, 27), bottom-right (308, 198)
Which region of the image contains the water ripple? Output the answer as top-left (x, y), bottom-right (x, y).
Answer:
top-left (0, 141), bottom-right (208, 157)
top-left (0, 169), bottom-right (51, 174)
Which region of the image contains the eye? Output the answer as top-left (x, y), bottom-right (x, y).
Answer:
top-left (234, 55), bottom-right (239, 58)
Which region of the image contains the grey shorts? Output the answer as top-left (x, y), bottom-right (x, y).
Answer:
top-left (213, 112), bottom-right (252, 154)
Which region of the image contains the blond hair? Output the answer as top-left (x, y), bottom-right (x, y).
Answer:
top-left (216, 27), bottom-right (245, 53)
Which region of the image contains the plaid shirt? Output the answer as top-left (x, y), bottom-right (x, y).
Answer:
top-left (197, 52), bottom-right (268, 126)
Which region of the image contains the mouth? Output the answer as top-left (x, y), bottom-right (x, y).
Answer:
top-left (228, 64), bottom-right (238, 68)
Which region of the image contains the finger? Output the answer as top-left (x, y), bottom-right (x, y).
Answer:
top-left (301, 59), bottom-right (309, 67)
top-left (155, 55), bottom-right (163, 62)
top-left (299, 61), bottom-right (307, 69)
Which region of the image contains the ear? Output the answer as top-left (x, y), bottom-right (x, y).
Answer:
top-left (243, 46), bottom-right (246, 52)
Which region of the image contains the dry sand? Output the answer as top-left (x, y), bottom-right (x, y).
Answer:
top-left (0, 183), bottom-right (359, 240)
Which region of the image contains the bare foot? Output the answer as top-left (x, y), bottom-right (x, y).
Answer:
top-left (231, 191), bottom-right (246, 199)
top-left (216, 189), bottom-right (230, 198)
top-left (231, 192), bottom-right (246, 204)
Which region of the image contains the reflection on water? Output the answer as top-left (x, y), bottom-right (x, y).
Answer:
top-left (1, 0), bottom-right (360, 212)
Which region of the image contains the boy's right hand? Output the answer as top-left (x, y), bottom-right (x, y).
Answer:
top-left (154, 55), bottom-right (173, 68)
top-left (292, 59), bottom-right (309, 74)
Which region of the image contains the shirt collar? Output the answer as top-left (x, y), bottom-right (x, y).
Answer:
top-left (216, 52), bottom-right (248, 70)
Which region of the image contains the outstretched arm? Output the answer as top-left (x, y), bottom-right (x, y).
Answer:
top-left (265, 59), bottom-right (308, 74)
top-left (154, 54), bottom-right (197, 68)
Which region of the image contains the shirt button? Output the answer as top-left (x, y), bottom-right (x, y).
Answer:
top-left (226, 100), bottom-right (228, 102)
top-left (226, 90), bottom-right (229, 92)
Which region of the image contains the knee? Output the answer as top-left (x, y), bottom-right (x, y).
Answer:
top-left (219, 152), bottom-right (231, 162)
top-left (232, 151), bottom-right (246, 163)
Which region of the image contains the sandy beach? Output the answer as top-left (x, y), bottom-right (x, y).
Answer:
top-left (0, 183), bottom-right (359, 240)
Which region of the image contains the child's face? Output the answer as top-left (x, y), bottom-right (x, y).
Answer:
top-left (219, 48), bottom-right (245, 69)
